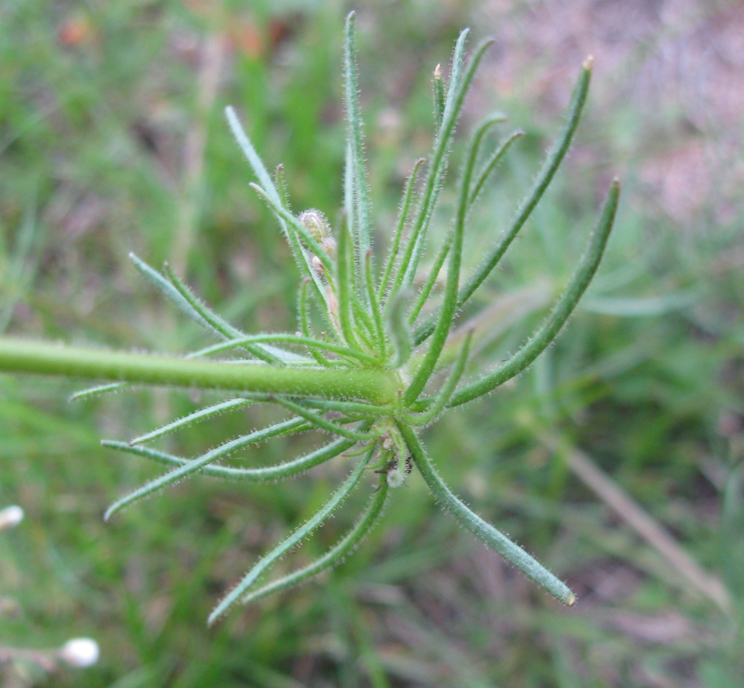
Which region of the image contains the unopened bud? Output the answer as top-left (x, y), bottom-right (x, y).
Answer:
top-left (0, 505), bottom-right (24, 530)
top-left (310, 255), bottom-right (324, 277)
top-left (298, 209), bottom-right (332, 243)
top-left (59, 638), bottom-right (100, 668)
top-left (321, 236), bottom-right (337, 259)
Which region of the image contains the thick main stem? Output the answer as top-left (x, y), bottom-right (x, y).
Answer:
top-left (0, 338), bottom-right (399, 404)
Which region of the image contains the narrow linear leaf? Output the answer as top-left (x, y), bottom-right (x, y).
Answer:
top-left (364, 250), bottom-right (387, 358)
top-left (399, 37), bottom-right (495, 292)
top-left (398, 422), bottom-right (576, 606)
top-left (164, 264), bottom-right (311, 366)
top-left (404, 103), bottom-right (491, 404)
top-left (344, 12), bottom-right (373, 261)
top-left (129, 398), bottom-right (254, 446)
top-left (299, 279), bottom-right (337, 368)
top-left (241, 480), bottom-right (389, 605)
top-left (378, 158), bottom-right (426, 302)
top-left (102, 431), bottom-right (356, 483)
top-left (70, 382), bottom-right (127, 402)
top-left (385, 29), bottom-right (471, 303)
top-left (432, 63), bottom-right (444, 130)
top-left (385, 287), bottom-right (413, 368)
top-left (406, 115), bottom-right (504, 327)
top-left (225, 106), bottom-right (282, 205)
top-left (401, 330), bottom-right (472, 427)
top-left (468, 129), bottom-right (525, 208)
top-left (275, 164), bottom-right (290, 210)
top-left (105, 417), bottom-right (310, 520)
top-left (407, 231), bottom-right (451, 326)
top-left (299, 397), bottom-right (393, 417)
top-left (130, 252), bottom-right (213, 333)
top-left (226, 107), bottom-right (325, 301)
top-left (208, 443), bottom-right (375, 624)
top-left (336, 215), bottom-right (359, 349)
top-left (271, 396), bottom-right (378, 442)
top-left (456, 58), bottom-right (594, 312)
top-left (451, 179), bottom-right (620, 407)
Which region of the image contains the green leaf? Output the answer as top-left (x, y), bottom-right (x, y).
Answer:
top-left (208, 443), bottom-right (376, 624)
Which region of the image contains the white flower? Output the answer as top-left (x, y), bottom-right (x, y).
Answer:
top-left (59, 638), bottom-right (100, 668)
top-left (0, 505), bottom-right (24, 530)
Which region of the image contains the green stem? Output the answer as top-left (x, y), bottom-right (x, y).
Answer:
top-left (0, 338), bottom-right (399, 404)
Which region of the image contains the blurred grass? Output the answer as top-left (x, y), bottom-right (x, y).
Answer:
top-left (1, 1), bottom-right (743, 686)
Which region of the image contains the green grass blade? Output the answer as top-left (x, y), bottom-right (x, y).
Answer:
top-left (398, 422), bottom-right (576, 606)
top-left (241, 480), bottom-right (390, 605)
top-left (451, 179), bottom-right (620, 407)
top-left (104, 417), bottom-right (310, 520)
top-left (208, 443), bottom-right (375, 624)
top-left (129, 398), bottom-right (255, 446)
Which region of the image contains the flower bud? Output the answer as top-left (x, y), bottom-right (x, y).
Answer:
top-left (298, 210), bottom-right (332, 243)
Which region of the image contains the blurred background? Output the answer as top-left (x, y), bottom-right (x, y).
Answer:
top-left (1, 0), bottom-right (743, 686)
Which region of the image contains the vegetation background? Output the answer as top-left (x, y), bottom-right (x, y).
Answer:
top-left (1, 0), bottom-right (742, 686)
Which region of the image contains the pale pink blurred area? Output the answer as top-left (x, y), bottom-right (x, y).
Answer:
top-left (475, 0), bottom-right (744, 226)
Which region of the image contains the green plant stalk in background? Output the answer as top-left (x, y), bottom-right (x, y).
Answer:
top-left (0, 13), bottom-right (619, 625)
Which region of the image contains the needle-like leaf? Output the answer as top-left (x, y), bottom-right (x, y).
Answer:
top-left (129, 398), bottom-right (255, 446)
top-left (450, 179), bottom-right (620, 407)
top-left (343, 12), bottom-right (373, 265)
top-left (104, 417), bottom-right (311, 520)
top-left (398, 422), bottom-right (576, 606)
top-left (241, 480), bottom-right (389, 605)
top-left (208, 444), bottom-right (375, 624)
top-left (102, 432), bottom-right (357, 483)
top-left (271, 396), bottom-right (379, 442)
